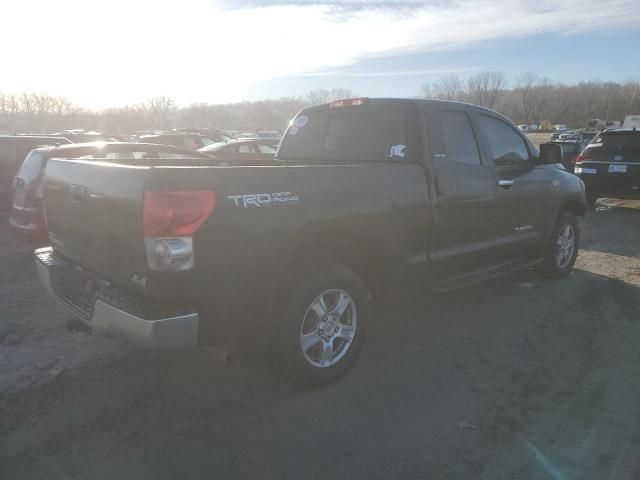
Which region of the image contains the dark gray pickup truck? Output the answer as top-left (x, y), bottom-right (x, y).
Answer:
top-left (36, 98), bottom-right (587, 384)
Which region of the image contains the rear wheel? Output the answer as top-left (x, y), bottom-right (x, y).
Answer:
top-left (537, 211), bottom-right (580, 278)
top-left (271, 262), bottom-right (369, 386)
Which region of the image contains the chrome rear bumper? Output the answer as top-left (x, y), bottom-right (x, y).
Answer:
top-left (35, 247), bottom-right (199, 349)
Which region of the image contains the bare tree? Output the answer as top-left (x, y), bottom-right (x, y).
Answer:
top-left (467, 71), bottom-right (506, 109)
top-left (514, 73), bottom-right (552, 124)
top-left (423, 75), bottom-right (467, 101)
top-left (305, 88), bottom-right (353, 105)
top-left (146, 96), bottom-right (176, 130)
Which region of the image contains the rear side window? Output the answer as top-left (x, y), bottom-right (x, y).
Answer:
top-left (183, 137), bottom-right (202, 149)
top-left (478, 115), bottom-right (530, 167)
top-left (257, 143), bottom-right (277, 154)
top-left (440, 111), bottom-right (481, 165)
top-left (238, 144), bottom-right (254, 153)
top-left (17, 151), bottom-right (46, 181)
top-left (278, 104), bottom-right (413, 162)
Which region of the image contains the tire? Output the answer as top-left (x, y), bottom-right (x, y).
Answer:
top-left (537, 211), bottom-right (580, 279)
top-left (270, 261), bottom-right (370, 386)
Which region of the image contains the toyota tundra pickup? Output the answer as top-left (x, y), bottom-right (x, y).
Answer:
top-left (35, 98), bottom-right (587, 384)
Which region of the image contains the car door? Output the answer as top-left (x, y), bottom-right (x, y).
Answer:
top-left (475, 113), bottom-right (552, 260)
top-left (424, 104), bottom-right (500, 276)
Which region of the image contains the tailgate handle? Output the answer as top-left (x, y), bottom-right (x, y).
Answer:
top-left (70, 184), bottom-right (88, 202)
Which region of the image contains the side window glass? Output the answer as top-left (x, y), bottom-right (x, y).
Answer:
top-left (257, 143), bottom-right (276, 154)
top-left (479, 115), bottom-right (530, 167)
top-left (440, 111), bottom-right (481, 165)
top-left (238, 144), bottom-right (254, 154)
top-left (183, 137), bottom-right (200, 149)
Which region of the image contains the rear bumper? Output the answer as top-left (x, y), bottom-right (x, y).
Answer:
top-left (579, 175), bottom-right (640, 198)
top-left (35, 247), bottom-right (199, 349)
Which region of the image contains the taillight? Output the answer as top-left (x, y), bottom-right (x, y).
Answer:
top-left (143, 190), bottom-right (215, 272)
top-left (575, 154), bottom-right (591, 164)
top-left (143, 190), bottom-right (216, 236)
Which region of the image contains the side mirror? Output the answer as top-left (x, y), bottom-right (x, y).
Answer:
top-left (537, 143), bottom-right (563, 165)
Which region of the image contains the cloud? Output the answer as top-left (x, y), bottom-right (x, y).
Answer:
top-left (1, 0), bottom-right (638, 107)
top-left (298, 65), bottom-right (492, 77)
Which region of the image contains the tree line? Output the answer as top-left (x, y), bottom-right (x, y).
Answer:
top-left (422, 72), bottom-right (640, 127)
top-left (1, 76), bottom-right (639, 135)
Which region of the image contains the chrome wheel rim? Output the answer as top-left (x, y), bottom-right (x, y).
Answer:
top-left (555, 224), bottom-right (575, 269)
top-left (299, 289), bottom-right (357, 368)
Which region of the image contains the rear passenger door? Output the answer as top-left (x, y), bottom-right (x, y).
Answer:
top-left (425, 105), bottom-right (500, 275)
top-left (475, 113), bottom-right (552, 259)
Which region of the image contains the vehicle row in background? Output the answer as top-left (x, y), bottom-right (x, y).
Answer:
top-left (574, 129), bottom-right (640, 206)
top-left (198, 138), bottom-right (278, 162)
top-left (0, 135), bottom-right (72, 212)
top-left (9, 143), bottom-right (212, 244)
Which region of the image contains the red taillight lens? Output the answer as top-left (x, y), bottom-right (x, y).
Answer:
top-left (143, 190), bottom-right (216, 237)
top-left (575, 154), bottom-right (591, 164)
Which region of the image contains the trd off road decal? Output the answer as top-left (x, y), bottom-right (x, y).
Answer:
top-left (228, 192), bottom-right (300, 208)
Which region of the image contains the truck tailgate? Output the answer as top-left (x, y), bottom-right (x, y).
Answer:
top-left (43, 159), bottom-right (149, 289)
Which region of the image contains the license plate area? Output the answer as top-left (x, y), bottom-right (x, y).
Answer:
top-left (50, 266), bottom-right (98, 321)
top-left (608, 164), bottom-right (627, 174)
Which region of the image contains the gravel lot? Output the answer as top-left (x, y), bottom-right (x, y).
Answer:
top-left (1, 200), bottom-right (640, 480)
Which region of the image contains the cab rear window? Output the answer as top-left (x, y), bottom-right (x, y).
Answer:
top-left (278, 104), bottom-right (414, 162)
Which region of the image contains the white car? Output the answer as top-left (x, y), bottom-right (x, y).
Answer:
top-left (518, 124), bottom-right (529, 132)
top-left (554, 124), bottom-right (569, 132)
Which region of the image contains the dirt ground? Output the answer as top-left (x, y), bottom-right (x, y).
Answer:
top-left (1, 200), bottom-right (640, 480)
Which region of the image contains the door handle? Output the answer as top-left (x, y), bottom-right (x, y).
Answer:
top-left (498, 179), bottom-right (514, 189)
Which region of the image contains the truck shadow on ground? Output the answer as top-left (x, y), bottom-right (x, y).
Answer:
top-left (3, 265), bottom-right (640, 480)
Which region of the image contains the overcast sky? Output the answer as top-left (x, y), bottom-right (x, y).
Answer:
top-left (2, 0), bottom-right (639, 109)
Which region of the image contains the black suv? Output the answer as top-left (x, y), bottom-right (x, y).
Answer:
top-left (574, 129), bottom-right (640, 205)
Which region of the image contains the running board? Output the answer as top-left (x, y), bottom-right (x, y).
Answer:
top-left (432, 258), bottom-right (543, 293)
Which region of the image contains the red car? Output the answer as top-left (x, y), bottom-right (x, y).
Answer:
top-left (9, 142), bottom-right (212, 245)
top-left (198, 138), bottom-right (278, 162)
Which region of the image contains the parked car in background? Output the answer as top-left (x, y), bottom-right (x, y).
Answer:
top-left (554, 124), bottom-right (569, 132)
top-left (527, 124), bottom-right (539, 132)
top-left (623, 115), bottom-right (640, 129)
top-left (51, 130), bottom-right (120, 143)
top-left (574, 129), bottom-right (640, 205)
top-left (518, 125), bottom-right (529, 132)
top-left (255, 130), bottom-right (282, 140)
top-left (0, 135), bottom-right (72, 212)
top-left (138, 133), bottom-right (218, 150)
top-left (9, 142), bottom-right (212, 244)
top-left (174, 129), bottom-right (234, 142)
top-left (198, 138), bottom-right (278, 162)
top-left (546, 140), bottom-right (589, 172)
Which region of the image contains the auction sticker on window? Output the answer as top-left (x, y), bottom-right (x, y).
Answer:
top-left (294, 115), bottom-right (309, 128)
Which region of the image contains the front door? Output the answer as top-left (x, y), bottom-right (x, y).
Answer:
top-left (474, 113), bottom-right (552, 260)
